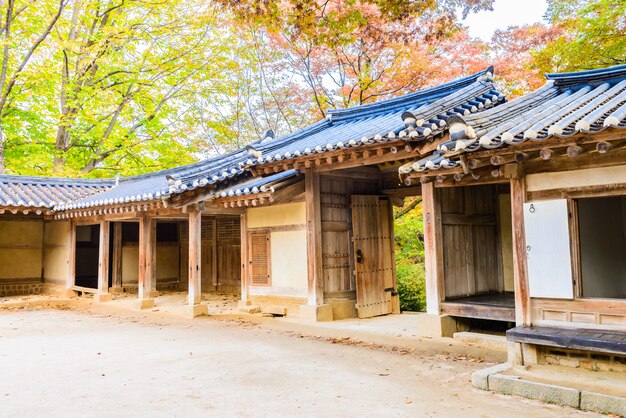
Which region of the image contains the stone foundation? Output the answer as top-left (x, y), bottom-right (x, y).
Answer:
top-left (0, 282), bottom-right (43, 297)
top-left (539, 346), bottom-right (626, 373)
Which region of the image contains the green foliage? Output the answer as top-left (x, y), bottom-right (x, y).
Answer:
top-left (536, 0), bottom-right (626, 72)
top-left (394, 198), bottom-right (426, 312)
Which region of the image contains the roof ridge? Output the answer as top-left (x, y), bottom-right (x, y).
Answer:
top-left (326, 66), bottom-right (494, 121)
top-left (0, 174), bottom-right (115, 185)
top-left (546, 64), bottom-right (626, 87)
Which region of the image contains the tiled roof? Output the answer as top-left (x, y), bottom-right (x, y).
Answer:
top-left (241, 67), bottom-right (504, 167)
top-left (400, 64), bottom-right (626, 175)
top-left (0, 175), bottom-right (113, 209)
top-left (1, 68), bottom-right (503, 212)
top-left (215, 170), bottom-right (300, 199)
top-left (54, 150), bottom-right (249, 210)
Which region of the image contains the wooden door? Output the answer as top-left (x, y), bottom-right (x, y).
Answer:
top-left (216, 217), bottom-right (241, 287)
top-left (351, 195), bottom-right (394, 318)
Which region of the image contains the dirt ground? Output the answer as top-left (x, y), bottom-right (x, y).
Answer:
top-left (0, 305), bottom-right (600, 418)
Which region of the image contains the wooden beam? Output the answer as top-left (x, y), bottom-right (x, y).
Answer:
top-left (111, 222), bottom-right (122, 289)
top-left (510, 177), bottom-right (530, 326)
top-left (187, 208), bottom-right (202, 305)
top-left (422, 182), bottom-right (444, 315)
top-left (138, 216), bottom-right (156, 300)
top-left (97, 221), bottom-right (110, 295)
top-left (539, 148), bottom-right (552, 160)
top-left (305, 169), bottom-right (324, 305)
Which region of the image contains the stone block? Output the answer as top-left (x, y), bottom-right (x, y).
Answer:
top-left (94, 293), bottom-right (113, 303)
top-left (109, 287), bottom-right (124, 294)
top-left (148, 290), bottom-right (159, 298)
top-left (328, 299), bottom-right (357, 320)
top-left (299, 304), bottom-right (334, 322)
top-left (136, 298), bottom-right (155, 310)
top-left (580, 391), bottom-right (626, 416)
top-left (488, 374), bottom-right (580, 408)
top-left (184, 304), bottom-right (208, 318)
top-left (414, 314), bottom-right (458, 338)
top-left (471, 363), bottom-right (511, 390)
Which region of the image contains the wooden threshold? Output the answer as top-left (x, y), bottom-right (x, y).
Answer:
top-left (441, 301), bottom-right (515, 322)
top-left (72, 285), bottom-right (98, 294)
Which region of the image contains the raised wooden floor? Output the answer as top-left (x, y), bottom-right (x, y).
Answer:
top-left (441, 292), bottom-right (515, 322)
top-left (507, 326), bottom-right (626, 355)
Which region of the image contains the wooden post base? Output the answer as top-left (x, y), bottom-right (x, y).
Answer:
top-left (184, 304), bottom-right (208, 318)
top-left (136, 298), bottom-right (155, 310)
top-left (299, 304), bottom-right (333, 322)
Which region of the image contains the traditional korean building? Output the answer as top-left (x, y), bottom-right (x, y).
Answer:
top-left (0, 67), bottom-right (504, 321)
top-left (399, 64), bottom-right (626, 368)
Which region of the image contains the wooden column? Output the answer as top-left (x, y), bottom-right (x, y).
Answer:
top-left (111, 222), bottom-right (123, 291)
top-left (422, 182), bottom-right (444, 315)
top-left (138, 216), bottom-right (156, 301)
top-left (239, 212), bottom-right (249, 303)
top-left (66, 221), bottom-right (76, 290)
top-left (211, 217), bottom-right (218, 287)
top-left (188, 207), bottom-right (202, 306)
top-left (388, 199), bottom-right (400, 314)
top-left (305, 169), bottom-right (324, 306)
top-left (510, 177), bottom-right (531, 326)
top-left (97, 221), bottom-right (110, 294)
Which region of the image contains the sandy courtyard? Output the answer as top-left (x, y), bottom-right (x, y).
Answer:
top-left (0, 307), bottom-right (598, 418)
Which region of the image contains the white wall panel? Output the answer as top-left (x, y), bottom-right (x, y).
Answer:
top-left (523, 199), bottom-right (574, 299)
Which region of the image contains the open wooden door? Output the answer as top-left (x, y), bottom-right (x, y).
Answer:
top-left (351, 195), bottom-right (395, 318)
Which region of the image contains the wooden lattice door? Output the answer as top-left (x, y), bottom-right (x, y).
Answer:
top-left (351, 195), bottom-right (394, 318)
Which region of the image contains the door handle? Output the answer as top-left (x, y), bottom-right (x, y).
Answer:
top-left (356, 249), bottom-right (363, 264)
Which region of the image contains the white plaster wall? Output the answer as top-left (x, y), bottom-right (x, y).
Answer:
top-left (121, 244), bottom-right (179, 284)
top-left (248, 202), bottom-right (308, 298)
top-left (527, 165), bottom-right (626, 192)
top-left (0, 220), bottom-right (43, 280)
top-left (43, 221), bottom-right (69, 285)
top-left (248, 202), bottom-right (305, 228)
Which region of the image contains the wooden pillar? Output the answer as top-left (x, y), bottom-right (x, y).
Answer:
top-left (211, 217), bottom-right (218, 287)
top-left (510, 177), bottom-right (531, 326)
top-left (97, 221), bottom-right (110, 294)
top-left (188, 207), bottom-right (202, 306)
top-left (388, 199), bottom-right (400, 314)
top-left (111, 222), bottom-right (123, 291)
top-left (305, 169), bottom-right (323, 306)
top-left (66, 221), bottom-right (76, 291)
top-left (239, 212), bottom-right (249, 304)
top-left (138, 216), bottom-right (156, 304)
top-left (422, 182), bottom-right (444, 315)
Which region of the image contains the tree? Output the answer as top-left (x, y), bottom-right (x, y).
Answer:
top-left (0, 0), bottom-right (66, 174)
top-left (491, 24), bottom-right (563, 97)
top-left (534, 0), bottom-right (625, 73)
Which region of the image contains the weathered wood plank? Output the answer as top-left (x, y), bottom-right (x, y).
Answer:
top-left (422, 182), bottom-right (444, 315)
top-left (305, 169), bottom-right (324, 305)
top-left (188, 208), bottom-right (202, 305)
top-left (97, 221), bottom-right (110, 294)
top-left (138, 216), bottom-right (156, 300)
top-left (511, 177), bottom-right (530, 326)
top-left (111, 222), bottom-right (122, 288)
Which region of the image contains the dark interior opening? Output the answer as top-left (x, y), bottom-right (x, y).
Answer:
top-left (578, 196), bottom-right (626, 299)
top-left (75, 224), bottom-right (100, 289)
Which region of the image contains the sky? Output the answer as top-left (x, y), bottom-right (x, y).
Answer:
top-left (461, 0), bottom-right (549, 41)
